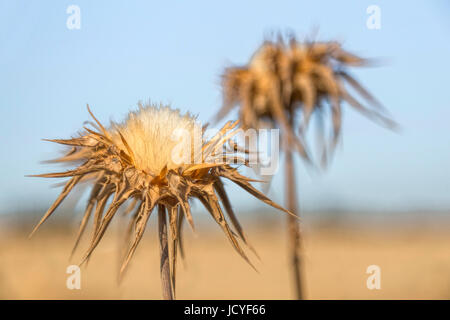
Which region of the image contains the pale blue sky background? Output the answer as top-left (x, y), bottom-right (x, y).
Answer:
top-left (0, 1), bottom-right (449, 215)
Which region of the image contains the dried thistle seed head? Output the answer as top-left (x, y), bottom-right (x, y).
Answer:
top-left (218, 36), bottom-right (397, 166)
top-left (220, 41), bottom-right (288, 128)
top-left (110, 105), bottom-right (199, 174)
top-left (30, 102), bottom-right (295, 288)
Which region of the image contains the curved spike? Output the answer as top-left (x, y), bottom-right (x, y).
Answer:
top-left (213, 179), bottom-right (259, 259)
top-left (27, 161), bottom-right (103, 179)
top-left (92, 184), bottom-right (114, 237)
top-left (337, 71), bottom-right (385, 111)
top-left (167, 173), bottom-right (195, 232)
top-left (342, 90), bottom-right (398, 130)
top-left (328, 98), bottom-right (342, 166)
top-left (119, 195), bottom-right (155, 279)
top-left (217, 166), bottom-right (299, 220)
top-left (268, 79), bottom-right (312, 163)
top-left (197, 187), bottom-right (257, 272)
top-left (121, 200), bottom-right (143, 257)
top-left (117, 129), bottom-right (136, 166)
top-left (42, 137), bottom-right (93, 147)
top-left (29, 176), bottom-right (82, 238)
top-left (86, 104), bottom-right (111, 140)
top-left (333, 48), bottom-right (367, 66)
top-left (122, 198), bottom-right (138, 217)
top-left (294, 74), bottom-right (316, 135)
top-left (80, 188), bottom-right (135, 265)
top-left (70, 177), bottom-right (105, 258)
top-left (27, 169), bottom-right (81, 178)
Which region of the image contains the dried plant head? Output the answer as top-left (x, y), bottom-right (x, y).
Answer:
top-left (218, 34), bottom-right (398, 166)
top-left (30, 102), bottom-right (294, 295)
top-left (218, 40), bottom-right (306, 156)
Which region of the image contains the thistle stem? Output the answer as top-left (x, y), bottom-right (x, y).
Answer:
top-left (158, 205), bottom-right (174, 300)
top-left (285, 148), bottom-right (305, 300)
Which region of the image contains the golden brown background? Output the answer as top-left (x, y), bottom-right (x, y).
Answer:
top-left (1, 212), bottom-right (449, 299)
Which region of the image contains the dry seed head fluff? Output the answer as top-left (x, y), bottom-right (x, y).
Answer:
top-left (30, 102), bottom-right (294, 294)
top-left (111, 106), bottom-right (198, 173)
top-left (218, 36), bottom-right (398, 165)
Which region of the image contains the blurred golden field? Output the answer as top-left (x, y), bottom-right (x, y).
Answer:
top-left (1, 213), bottom-right (450, 300)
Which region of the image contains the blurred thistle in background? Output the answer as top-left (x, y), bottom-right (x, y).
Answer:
top-left (217, 34), bottom-right (397, 299)
top-left (218, 34), bottom-right (398, 166)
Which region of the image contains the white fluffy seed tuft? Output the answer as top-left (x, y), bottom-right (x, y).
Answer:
top-left (110, 103), bottom-right (199, 174)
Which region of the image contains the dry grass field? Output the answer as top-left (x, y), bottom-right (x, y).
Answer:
top-left (1, 213), bottom-right (450, 300)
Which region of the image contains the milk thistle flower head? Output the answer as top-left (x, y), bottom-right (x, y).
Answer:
top-left (30, 102), bottom-right (293, 296)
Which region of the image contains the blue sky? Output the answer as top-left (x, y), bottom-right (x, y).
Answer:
top-left (0, 1), bottom-right (449, 215)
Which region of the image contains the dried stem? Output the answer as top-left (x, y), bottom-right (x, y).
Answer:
top-left (158, 205), bottom-right (174, 300)
top-left (285, 147), bottom-right (305, 300)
